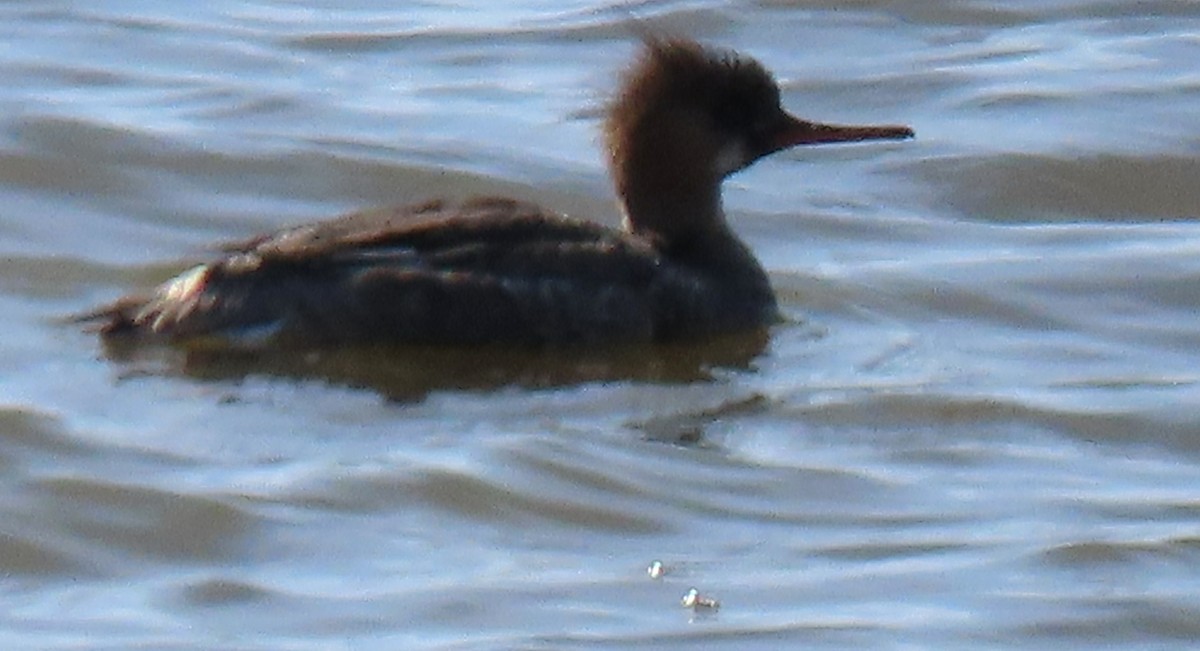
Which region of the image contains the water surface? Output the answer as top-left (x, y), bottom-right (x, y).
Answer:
top-left (2, 1), bottom-right (1199, 649)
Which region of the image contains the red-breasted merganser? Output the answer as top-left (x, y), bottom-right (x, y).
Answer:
top-left (86, 38), bottom-right (913, 348)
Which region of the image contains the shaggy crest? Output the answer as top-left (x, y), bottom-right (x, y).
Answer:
top-left (605, 38), bottom-right (783, 173)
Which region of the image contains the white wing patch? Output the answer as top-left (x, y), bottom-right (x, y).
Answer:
top-left (138, 264), bottom-right (212, 334)
top-left (159, 264), bottom-right (210, 305)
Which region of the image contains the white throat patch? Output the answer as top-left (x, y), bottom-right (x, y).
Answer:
top-left (713, 141), bottom-right (750, 177)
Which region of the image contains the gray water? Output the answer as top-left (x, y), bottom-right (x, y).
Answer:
top-left (2, 1), bottom-right (1200, 649)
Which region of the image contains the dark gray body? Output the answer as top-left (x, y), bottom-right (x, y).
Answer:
top-left (94, 198), bottom-right (777, 348)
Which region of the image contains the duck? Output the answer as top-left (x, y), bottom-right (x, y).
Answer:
top-left (85, 37), bottom-right (913, 348)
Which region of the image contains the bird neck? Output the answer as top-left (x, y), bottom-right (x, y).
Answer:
top-left (612, 142), bottom-right (734, 252)
top-left (618, 173), bottom-right (727, 245)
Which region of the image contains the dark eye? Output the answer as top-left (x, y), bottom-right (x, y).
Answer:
top-left (710, 64), bottom-right (780, 136)
top-left (749, 111), bottom-right (777, 137)
top-left (711, 95), bottom-right (749, 133)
